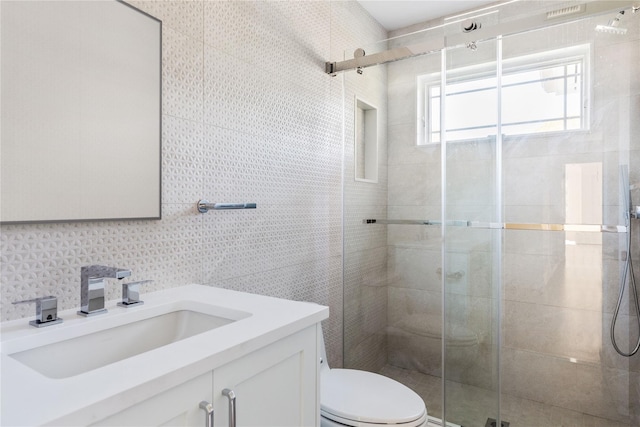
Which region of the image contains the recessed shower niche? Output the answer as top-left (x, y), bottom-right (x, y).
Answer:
top-left (354, 97), bottom-right (378, 183)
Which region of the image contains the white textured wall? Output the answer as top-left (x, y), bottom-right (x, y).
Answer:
top-left (0, 0), bottom-right (387, 368)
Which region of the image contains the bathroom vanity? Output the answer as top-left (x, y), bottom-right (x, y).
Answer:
top-left (0, 285), bottom-right (329, 426)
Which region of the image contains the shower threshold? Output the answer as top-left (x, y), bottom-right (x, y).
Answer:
top-left (427, 415), bottom-right (462, 427)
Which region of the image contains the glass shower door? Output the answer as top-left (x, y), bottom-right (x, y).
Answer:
top-left (497, 15), bottom-right (636, 426)
top-left (442, 37), bottom-right (501, 427)
top-left (442, 6), bottom-right (639, 426)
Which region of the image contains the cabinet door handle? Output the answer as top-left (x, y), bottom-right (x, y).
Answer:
top-left (222, 388), bottom-right (236, 427)
top-left (199, 401), bottom-right (214, 427)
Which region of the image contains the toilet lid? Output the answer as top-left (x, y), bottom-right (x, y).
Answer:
top-left (321, 369), bottom-right (426, 426)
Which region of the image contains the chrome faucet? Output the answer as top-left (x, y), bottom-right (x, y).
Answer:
top-left (78, 265), bottom-right (131, 316)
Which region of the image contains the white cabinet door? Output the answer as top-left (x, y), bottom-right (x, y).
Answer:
top-left (89, 324), bottom-right (320, 427)
top-left (212, 325), bottom-right (319, 427)
top-left (91, 372), bottom-right (213, 427)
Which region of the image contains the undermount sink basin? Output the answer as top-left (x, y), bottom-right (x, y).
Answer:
top-left (10, 306), bottom-right (249, 379)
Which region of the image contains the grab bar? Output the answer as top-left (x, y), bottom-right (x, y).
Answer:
top-left (197, 200), bottom-right (257, 213)
top-left (363, 219), bottom-right (470, 226)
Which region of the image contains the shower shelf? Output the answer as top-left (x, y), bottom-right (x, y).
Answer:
top-left (363, 219), bottom-right (628, 233)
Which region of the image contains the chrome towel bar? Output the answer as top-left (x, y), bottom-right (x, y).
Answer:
top-left (197, 199), bottom-right (257, 213)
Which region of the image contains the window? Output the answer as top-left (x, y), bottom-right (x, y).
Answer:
top-left (418, 44), bottom-right (589, 144)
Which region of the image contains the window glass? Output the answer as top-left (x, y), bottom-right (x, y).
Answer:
top-left (419, 46), bottom-right (588, 145)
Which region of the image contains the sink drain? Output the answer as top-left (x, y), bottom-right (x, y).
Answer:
top-left (485, 418), bottom-right (510, 427)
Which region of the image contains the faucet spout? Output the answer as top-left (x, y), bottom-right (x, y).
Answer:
top-left (78, 265), bottom-right (131, 316)
top-left (82, 265), bottom-right (132, 280)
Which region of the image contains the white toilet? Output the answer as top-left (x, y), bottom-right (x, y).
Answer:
top-left (320, 331), bottom-right (428, 427)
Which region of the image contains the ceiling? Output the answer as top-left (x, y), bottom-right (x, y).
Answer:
top-left (357, 0), bottom-right (498, 31)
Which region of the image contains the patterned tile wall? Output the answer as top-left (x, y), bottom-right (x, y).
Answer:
top-left (0, 0), bottom-right (387, 369)
top-left (340, 4), bottom-right (389, 371)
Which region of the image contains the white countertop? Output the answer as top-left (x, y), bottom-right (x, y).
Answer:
top-left (1, 284), bottom-right (329, 426)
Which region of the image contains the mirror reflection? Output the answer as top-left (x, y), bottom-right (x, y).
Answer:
top-left (1, 0), bottom-right (161, 223)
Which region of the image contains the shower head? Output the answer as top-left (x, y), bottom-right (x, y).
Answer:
top-left (596, 10), bottom-right (628, 34)
top-left (595, 24), bottom-right (627, 34)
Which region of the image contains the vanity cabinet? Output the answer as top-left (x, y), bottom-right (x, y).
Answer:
top-left (91, 325), bottom-right (319, 427)
top-left (91, 372), bottom-right (213, 426)
top-left (2, 285), bottom-right (328, 427)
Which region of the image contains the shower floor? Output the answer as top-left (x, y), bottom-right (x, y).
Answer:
top-left (378, 365), bottom-right (631, 427)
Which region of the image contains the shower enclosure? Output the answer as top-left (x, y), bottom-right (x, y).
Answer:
top-left (341, 1), bottom-right (640, 426)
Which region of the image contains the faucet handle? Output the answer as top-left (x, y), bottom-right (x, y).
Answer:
top-left (117, 280), bottom-right (152, 307)
top-left (13, 296), bottom-right (63, 328)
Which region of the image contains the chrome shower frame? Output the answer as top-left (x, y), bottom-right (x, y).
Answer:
top-left (325, 1), bottom-right (633, 75)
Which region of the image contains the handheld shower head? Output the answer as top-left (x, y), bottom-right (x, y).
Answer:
top-left (621, 165), bottom-right (632, 222)
top-left (612, 165), bottom-right (640, 357)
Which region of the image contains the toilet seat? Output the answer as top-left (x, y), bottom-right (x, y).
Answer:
top-left (321, 411), bottom-right (427, 427)
top-left (321, 368), bottom-right (427, 427)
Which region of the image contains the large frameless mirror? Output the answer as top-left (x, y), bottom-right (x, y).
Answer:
top-left (1, 0), bottom-right (161, 223)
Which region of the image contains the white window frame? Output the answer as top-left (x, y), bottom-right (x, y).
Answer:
top-left (417, 44), bottom-right (590, 145)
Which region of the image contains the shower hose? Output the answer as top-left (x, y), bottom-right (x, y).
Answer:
top-left (611, 211), bottom-right (640, 357)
